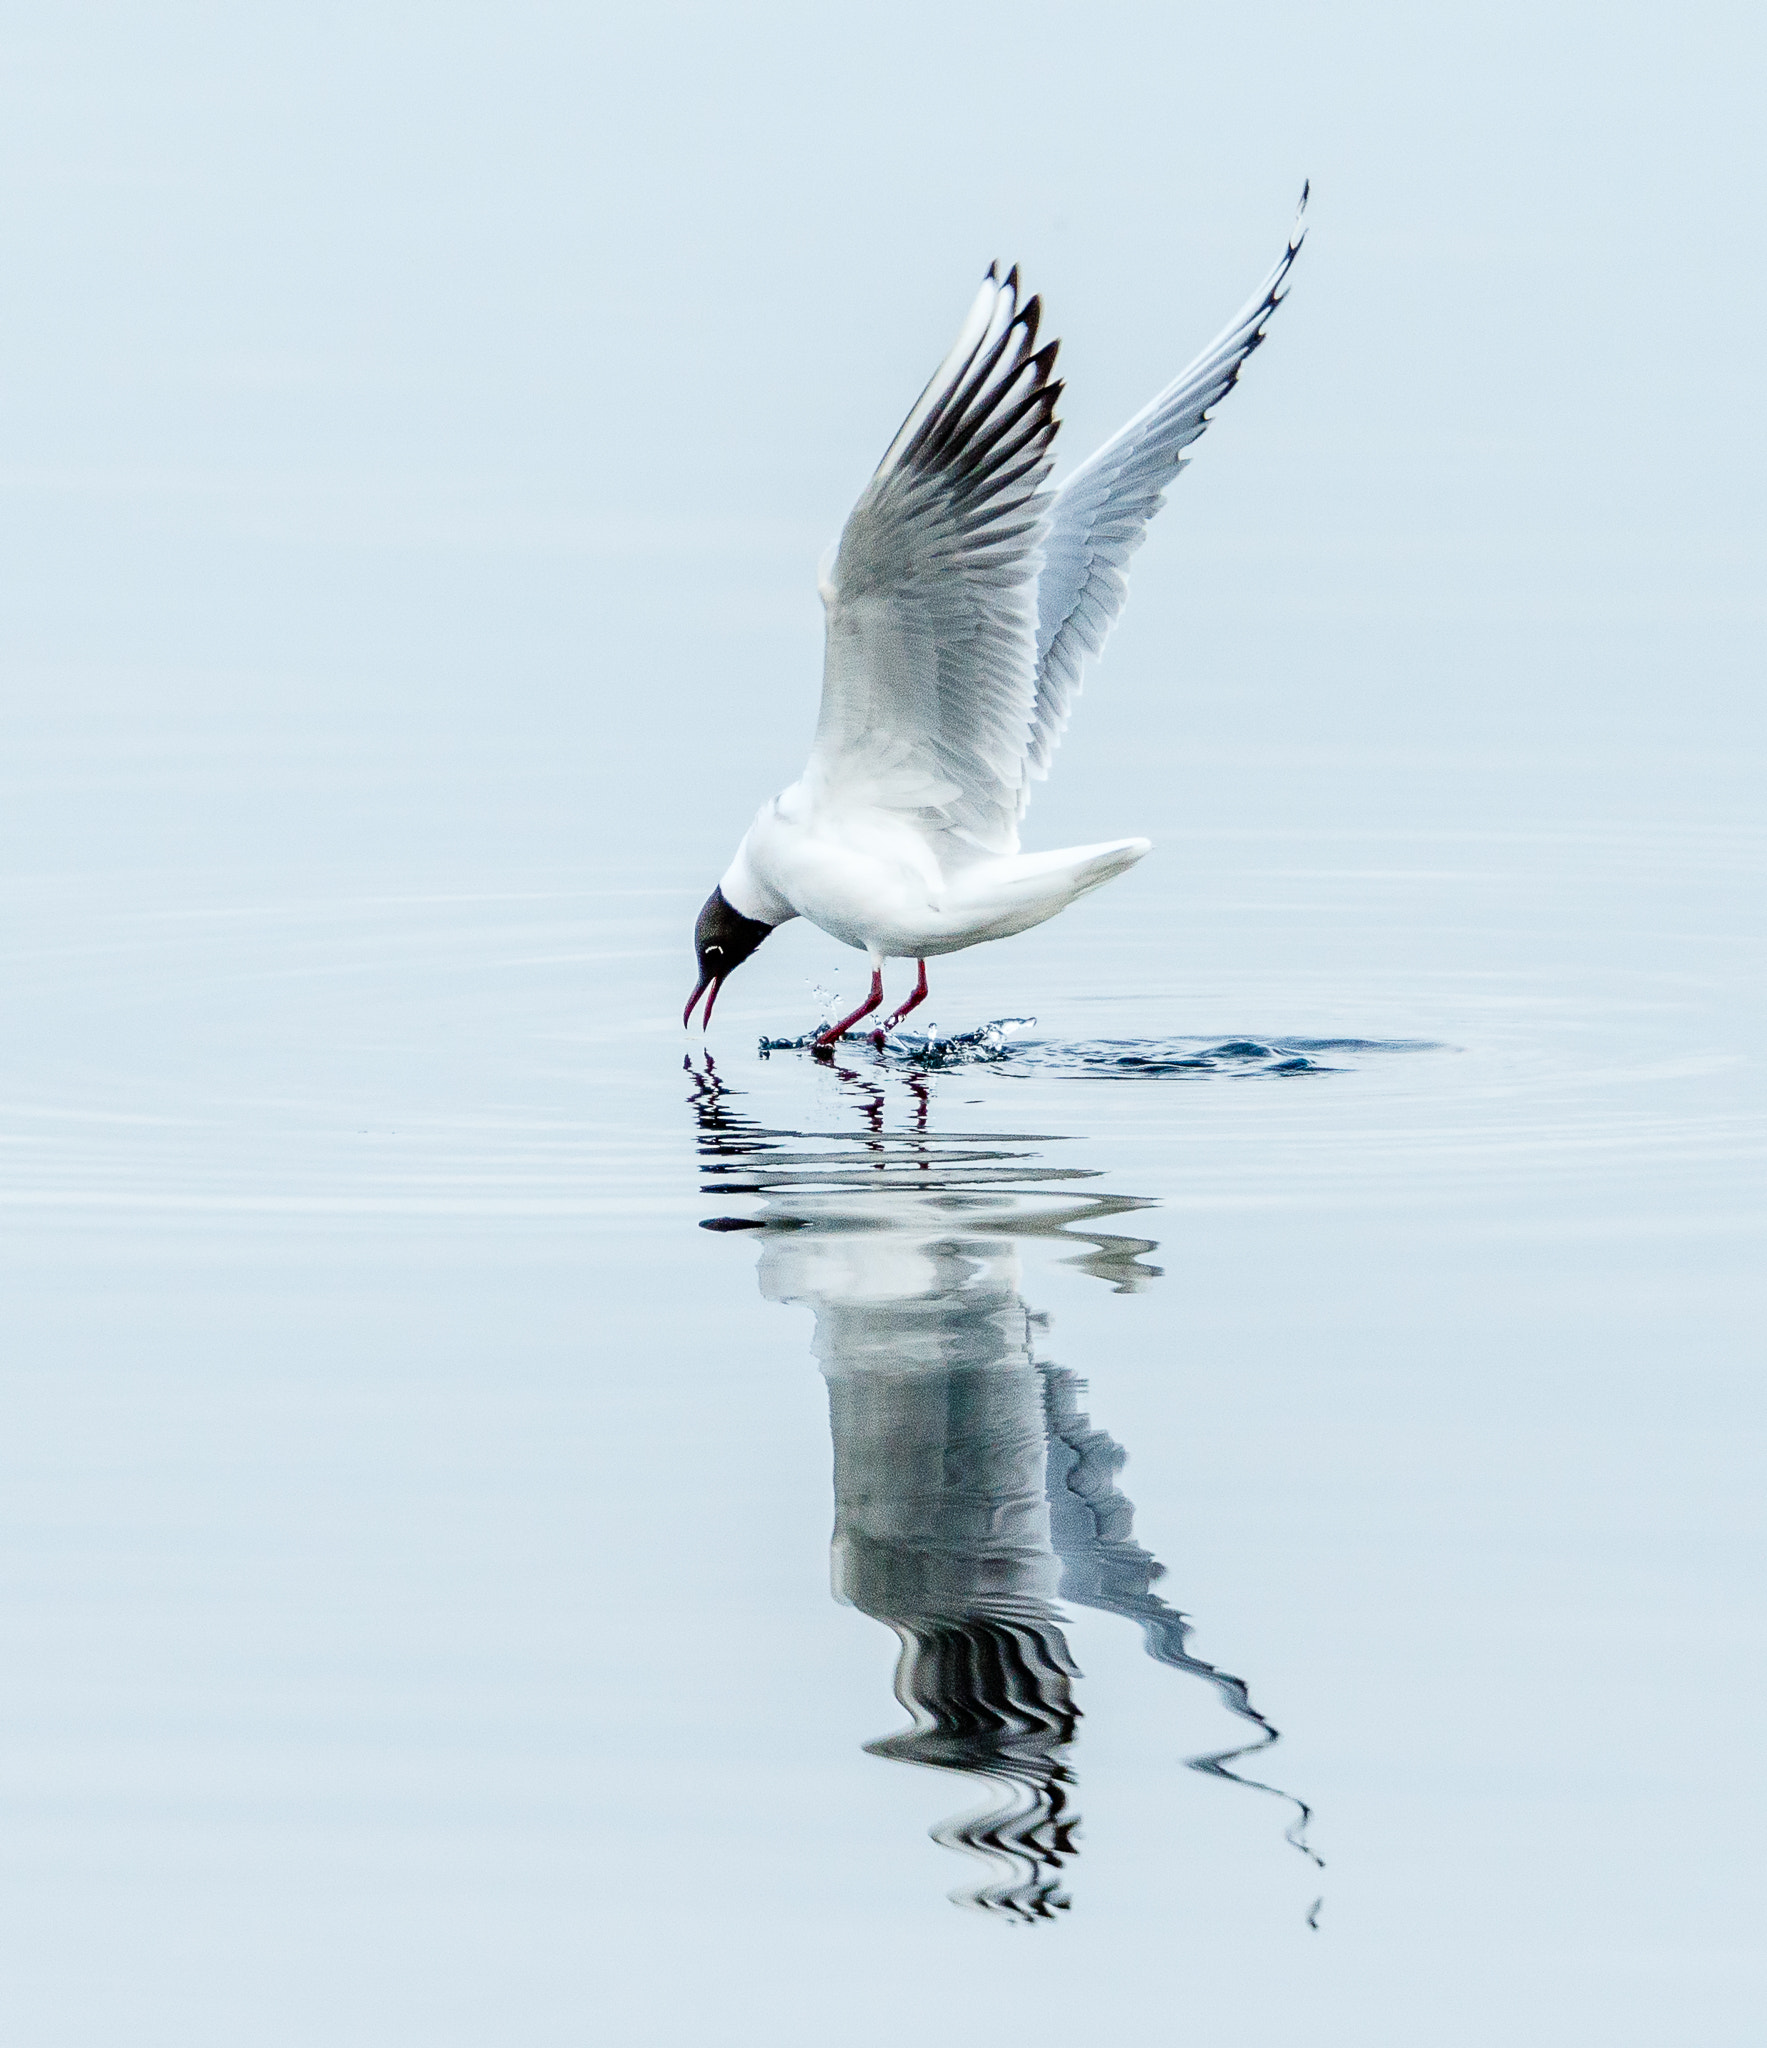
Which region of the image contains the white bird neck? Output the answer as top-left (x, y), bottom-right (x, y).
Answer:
top-left (719, 829), bottom-right (794, 928)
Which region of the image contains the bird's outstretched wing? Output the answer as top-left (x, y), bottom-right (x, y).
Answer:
top-left (806, 265), bottom-right (1062, 859)
top-left (1028, 186), bottom-right (1309, 780)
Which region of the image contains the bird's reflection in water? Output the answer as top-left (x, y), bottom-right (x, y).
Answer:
top-left (688, 1054), bottom-right (1319, 1923)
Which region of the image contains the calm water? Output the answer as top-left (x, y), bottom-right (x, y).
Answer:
top-left (2, 807), bottom-right (1761, 2043)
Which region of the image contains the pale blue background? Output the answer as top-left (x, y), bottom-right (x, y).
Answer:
top-left (6, 1), bottom-right (1760, 888)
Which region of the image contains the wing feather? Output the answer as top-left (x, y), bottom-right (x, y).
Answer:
top-left (1027, 186), bottom-right (1310, 779)
top-left (807, 265), bottom-right (1062, 858)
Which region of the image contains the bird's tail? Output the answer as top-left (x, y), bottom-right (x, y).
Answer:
top-left (1050, 837), bottom-right (1153, 898)
top-left (949, 837), bottom-right (1151, 943)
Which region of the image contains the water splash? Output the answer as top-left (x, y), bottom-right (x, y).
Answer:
top-left (760, 1016), bottom-right (1036, 1064)
top-left (761, 1020), bottom-right (1440, 1079)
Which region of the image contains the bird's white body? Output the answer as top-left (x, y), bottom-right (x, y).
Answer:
top-left (721, 786), bottom-right (1149, 963)
top-left (688, 191), bottom-right (1307, 1040)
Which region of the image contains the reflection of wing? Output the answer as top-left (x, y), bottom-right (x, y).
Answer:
top-left (806, 266), bottom-right (1062, 860)
top-left (1044, 1363), bottom-right (1322, 1876)
top-left (1029, 187), bottom-right (1309, 778)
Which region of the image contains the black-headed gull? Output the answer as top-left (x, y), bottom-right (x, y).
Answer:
top-left (686, 189), bottom-right (1308, 1050)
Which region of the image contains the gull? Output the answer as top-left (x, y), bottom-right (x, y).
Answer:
top-left (685, 188), bottom-right (1308, 1050)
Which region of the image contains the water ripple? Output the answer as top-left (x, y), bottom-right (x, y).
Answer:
top-left (761, 1018), bottom-right (1443, 1078)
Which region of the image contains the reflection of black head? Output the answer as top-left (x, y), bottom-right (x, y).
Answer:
top-left (684, 886), bottom-right (774, 1028)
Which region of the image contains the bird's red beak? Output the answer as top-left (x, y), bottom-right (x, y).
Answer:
top-left (683, 974), bottom-right (720, 1029)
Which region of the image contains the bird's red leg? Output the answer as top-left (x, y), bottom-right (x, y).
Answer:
top-left (874, 959), bottom-right (930, 1039)
top-left (814, 969), bottom-right (884, 1053)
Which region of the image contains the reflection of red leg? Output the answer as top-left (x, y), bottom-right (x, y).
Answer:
top-left (875, 959), bottom-right (929, 1038)
top-left (814, 969), bottom-right (884, 1051)
top-left (907, 1074), bottom-right (930, 1135)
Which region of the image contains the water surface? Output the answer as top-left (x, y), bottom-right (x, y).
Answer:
top-left (2, 820), bottom-right (1760, 2043)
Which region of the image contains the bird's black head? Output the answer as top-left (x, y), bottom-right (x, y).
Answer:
top-left (684, 886), bottom-right (774, 1028)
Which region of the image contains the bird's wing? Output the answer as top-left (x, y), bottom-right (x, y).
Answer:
top-left (1027, 186), bottom-right (1309, 780)
top-left (805, 265), bottom-right (1062, 860)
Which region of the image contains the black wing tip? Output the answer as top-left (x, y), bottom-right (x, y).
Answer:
top-left (891, 257), bottom-right (1065, 489)
top-left (1191, 194), bottom-right (1314, 423)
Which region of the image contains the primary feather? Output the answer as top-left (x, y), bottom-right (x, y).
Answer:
top-left (1030, 185), bottom-right (1310, 777)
